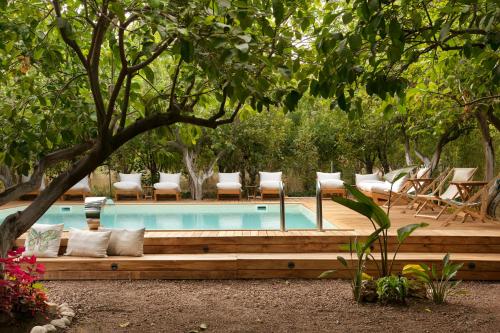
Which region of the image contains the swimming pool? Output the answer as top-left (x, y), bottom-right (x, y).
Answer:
top-left (0, 204), bottom-right (334, 230)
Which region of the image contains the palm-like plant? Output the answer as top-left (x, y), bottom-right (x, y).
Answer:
top-left (403, 253), bottom-right (463, 304)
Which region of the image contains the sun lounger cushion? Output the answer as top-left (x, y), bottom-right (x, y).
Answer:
top-left (70, 176), bottom-right (91, 192)
top-left (113, 181), bottom-right (142, 191)
top-left (260, 181), bottom-right (282, 190)
top-left (259, 172), bottom-right (282, 190)
top-left (153, 182), bottom-right (180, 191)
top-left (357, 180), bottom-right (386, 192)
top-left (355, 173), bottom-right (380, 186)
top-left (317, 172), bottom-right (341, 181)
top-left (22, 174), bottom-right (46, 191)
top-left (23, 224), bottom-right (64, 258)
top-left (320, 179), bottom-right (345, 189)
top-left (99, 228), bottom-right (145, 257)
top-left (65, 229), bottom-right (112, 258)
top-left (259, 172), bottom-right (282, 182)
top-left (317, 172), bottom-right (344, 189)
top-left (441, 168), bottom-right (476, 200)
top-left (159, 172), bottom-right (181, 185)
top-left (216, 182), bottom-right (242, 190)
top-left (119, 172), bottom-right (142, 184)
top-left (219, 172), bottom-right (240, 183)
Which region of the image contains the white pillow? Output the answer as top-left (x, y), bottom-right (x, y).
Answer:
top-left (119, 173), bottom-right (142, 185)
top-left (64, 229), bottom-right (111, 258)
top-left (259, 171), bottom-right (282, 182)
top-left (159, 172), bottom-right (181, 185)
top-left (317, 172), bottom-right (341, 181)
top-left (100, 228), bottom-right (145, 257)
top-left (113, 181), bottom-right (142, 191)
top-left (355, 173), bottom-right (380, 186)
top-left (219, 172), bottom-right (240, 183)
top-left (70, 176), bottom-right (90, 191)
top-left (23, 224), bottom-right (64, 258)
top-left (154, 182), bottom-right (180, 191)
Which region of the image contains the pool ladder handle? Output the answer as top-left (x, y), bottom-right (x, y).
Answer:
top-left (279, 181), bottom-right (286, 232)
top-left (316, 181), bottom-right (324, 232)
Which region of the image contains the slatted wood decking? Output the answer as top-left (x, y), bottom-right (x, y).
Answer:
top-left (12, 198), bottom-right (500, 280)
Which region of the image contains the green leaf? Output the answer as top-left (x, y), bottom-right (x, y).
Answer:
top-left (235, 43), bottom-right (249, 53)
top-left (110, 3), bottom-right (125, 21)
top-left (396, 223), bottom-right (428, 243)
top-left (337, 256), bottom-right (348, 267)
top-left (272, 0), bottom-right (284, 25)
top-left (319, 270), bottom-right (336, 279)
top-left (142, 66), bottom-right (155, 83)
top-left (337, 90), bottom-right (347, 111)
top-left (348, 34), bottom-right (362, 52)
top-left (342, 12), bottom-right (353, 24)
top-left (439, 22), bottom-right (451, 42)
top-left (284, 90), bottom-right (301, 111)
top-left (332, 195), bottom-right (374, 220)
top-left (180, 39), bottom-right (194, 63)
top-left (389, 19), bottom-right (402, 42)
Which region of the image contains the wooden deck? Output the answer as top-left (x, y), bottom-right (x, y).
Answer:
top-left (10, 197), bottom-right (500, 280)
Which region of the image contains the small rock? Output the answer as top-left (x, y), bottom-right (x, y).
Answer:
top-left (50, 319), bottom-right (67, 329)
top-left (61, 316), bottom-right (71, 325)
top-left (30, 326), bottom-right (47, 333)
top-left (60, 310), bottom-right (75, 317)
top-left (43, 324), bottom-right (57, 332)
top-left (45, 302), bottom-right (59, 315)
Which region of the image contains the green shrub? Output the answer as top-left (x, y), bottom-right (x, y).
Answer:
top-left (403, 253), bottom-right (463, 304)
top-left (376, 275), bottom-right (409, 304)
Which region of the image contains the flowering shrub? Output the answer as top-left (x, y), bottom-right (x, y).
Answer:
top-left (0, 247), bottom-right (47, 319)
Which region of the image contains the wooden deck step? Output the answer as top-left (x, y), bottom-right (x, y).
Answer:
top-left (39, 252), bottom-right (500, 281)
top-left (17, 232), bottom-right (500, 254)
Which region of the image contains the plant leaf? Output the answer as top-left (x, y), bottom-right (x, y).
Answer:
top-left (396, 222), bottom-right (428, 243)
top-left (318, 270), bottom-right (336, 278)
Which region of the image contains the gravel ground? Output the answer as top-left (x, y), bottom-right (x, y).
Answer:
top-left (32, 280), bottom-right (500, 333)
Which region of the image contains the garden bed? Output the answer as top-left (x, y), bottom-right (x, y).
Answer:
top-left (40, 279), bottom-right (500, 333)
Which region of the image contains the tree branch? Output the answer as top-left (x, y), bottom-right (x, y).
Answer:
top-left (128, 38), bottom-right (175, 72)
top-left (0, 142), bottom-right (94, 205)
top-left (52, 0), bottom-right (88, 69)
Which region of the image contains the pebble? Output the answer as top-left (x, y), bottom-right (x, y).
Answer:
top-left (45, 302), bottom-right (59, 315)
top-left (61, 316), bottom-right (71, 325)
top-left (50, 319), bottom-right (67, 329)
top-left (43, 324), bottom-right (57, 332)
top-left (30, 326), bottom-right (47, 333)
top-left (61, 310), bottom-right (75, 317)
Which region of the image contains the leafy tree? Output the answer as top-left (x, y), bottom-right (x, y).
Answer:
top-left (0, 0), bottom-right (310, 256)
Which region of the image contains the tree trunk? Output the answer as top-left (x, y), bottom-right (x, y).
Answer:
top-left (400, 122), bottom-right (413, 166)
top-left (476, 109), bottom-right (495, 181)
top-left (0, 145), bottom-right (108, 258)
top-left (0, 165), bottom-right (15, 188)
top-left (377, 147), bottom-right (390, 173)
top-left (364, 152), bottom-right (375, 174)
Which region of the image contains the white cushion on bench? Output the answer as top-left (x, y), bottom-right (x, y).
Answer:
top-left (65, 229), bottom-right (111, 258)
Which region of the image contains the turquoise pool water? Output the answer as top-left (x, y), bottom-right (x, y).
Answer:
top-left (0, 204), bottom-right (334, 230)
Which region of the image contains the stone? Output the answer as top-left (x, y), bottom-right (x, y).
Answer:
top-left (50, 319), bottom-right (67, 329)
top-left (43, 324), bottom-right (57, 332)
top-left (60, 310), bottom-right (75, 317)
top-left (30, 326), bottom-right (47, 333)
top-left (44, 302), bottom-right (59, 315)
top-left (61, 316), bottom-right (71, 325)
